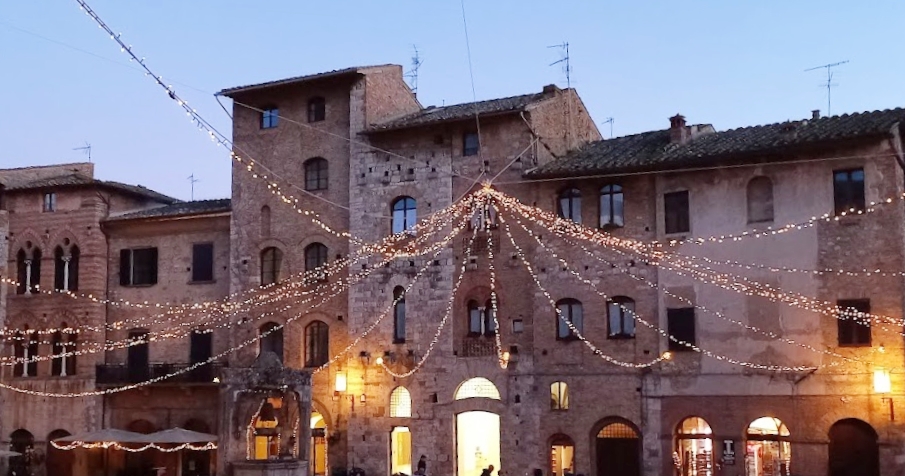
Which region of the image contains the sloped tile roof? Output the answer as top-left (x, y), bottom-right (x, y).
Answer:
top-left (3, 173), bottom-right (178, 204)
top-left (369, 89), bottom-right (556, 132)
top-left (527, 108), bottom-right (905, 178)
top-left (218, 64), bottom-right (398, 97)
top-left (105, 199), bottom-right (231, 221)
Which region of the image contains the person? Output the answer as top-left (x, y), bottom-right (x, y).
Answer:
top-left (416, 455), bottom-right (427, 475)
top-left (480, 465), bottom-right (495, 476)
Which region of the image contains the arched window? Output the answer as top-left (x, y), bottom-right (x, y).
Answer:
top-left (16, 247), bottom-right (41, 295)
top-left (52, 325), bottom-right (77, 377)
top-left (9, 429), bottom-right (35, 476)
top-left (556, 299), bottom-right (583, 340)
top-left (454, 377), bottom-right (500, 400)
top-left (746, 417), bottom-right (790, 476)
top-left (308, 97), bottom-right (326, 122)
top-left (54, 245), bottom-right (79, 292)
top-left (467, 299), bottom-right (496, 336)
top-left (550, 382), bottom-right (569, 410)
top-left (305, 158), bottom-right (329, 191)
top-left (557, 188), bottom-right (582, 223)
top-left (16, 326), bottom-right (38, 377)
top-left (600, 184), bottom-right (624, 228)
top-left (676, 417), bottom-right (714, 476)
top-left (260, 206), bottom-right (271, 238)
top-left (259, 322), bottom-right (284, 363)
top-left (393, 286), bottom-right (406, 344)
top-left (550, 434), bottom-right (575, 476)
top-left (747, 176), bottom-right (774, 223)
top-left (607, 296), bottom-right (636, 338)
top-left (389, 386), bottom-right (412, 417)
top-left (305, 321), bottom-right (329, 367)
top-left (392, 197), bottom-right (417, 234)
top-left (260, 247), bottom-right (283, 285)
top-left (305, 243), bottom-right (329, 273)
top-left (484, 299), bottom-right (497, 335)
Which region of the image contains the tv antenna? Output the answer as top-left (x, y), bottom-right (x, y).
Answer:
top-left (405, 45), bottom-right (423, 96)
top-left (187, 174), bottom-right (200, 201)
top-left (602, 117), bottom-right (614, 139)
top-left (547, 42), bottom-right (571, 89)
top-left (72, 142), bottom-right (92, 162)
top-left (805, 60), bottom-right (849, 116)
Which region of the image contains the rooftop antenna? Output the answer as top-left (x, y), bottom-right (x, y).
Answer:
top-left (187, 174), bottom-right (200, 201)
top-left (602, 117), bottom-right (614, 139)
top-left (405, 45), bottom-right (423, 97)
top-left (548, 42), bottom-right (574, 150)
top-left (72, 142), bottom-right (92, 162)
top-left (805, 60), bottom-right (849, 116)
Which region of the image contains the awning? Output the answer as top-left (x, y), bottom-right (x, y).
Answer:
top-left (52, 428), bottom-right (216, 451)
top-left (52, 429), bottom-right (147, 449)
top-left (138, 428), bottom-right (218, 444)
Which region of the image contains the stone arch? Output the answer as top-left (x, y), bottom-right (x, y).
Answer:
top-left (454, 377), bottom-right (501, 400)
top-left (9, 229), bottom-right (45, 257)
top-left (46, 227), bottom-right (82, 252)
top-left (590, 417), bottom-right (641, 476)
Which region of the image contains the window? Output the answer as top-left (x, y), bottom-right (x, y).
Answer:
top-left (454, 377), bottom-right (501, 400)
top-left (305, 321), bottom-right (329, 367)
top-left (259, 322), bottom-right (284, 363)
top-left (467, 300), bottom-right (496, 336)
top-left (557, 188), bottom-right (582, 223)
top-left (308, 97), bottom-right (326, 122)
top-left (192, 243), bottom-right (214, 282)
top-left (393, 286), bottom-right (406, 344)
top-left (746, 176), bottom-right (774, 223)
top-left (512, 319), bottom-right (524, 334)
top-left (53, 245), bottom-right (79, 291)
top-left (260, 206), bottom-right (271, 238)
top-left (746, 417), bottom-right (791, 476)
top-left (834, 168), bottom-right (865, 215)
top-left (463, 132), bottom-right (480, 156)
top-left (43, 192), bottom-right (56, 212)
top-left (664, 190), bottom-right (690, 234)
top-left (556, 299), bottom-right (583, 340)
top-left (667, 307), bottom-right (695, 351)
top-left (13, 327), bottom-right (37, 377)
top-left (51, 325), bottom-right (76, 377)
top-left (608, 296), bottom-right (636, 338)
top-left (390, 386), bottom-right (412, 417)
top-left (550, 382), bottom-right (569, 410)
top-left (599, 185), bottom-right (624, 228)
top-left (837, 299), bottom-right (871, 346)
top-left (392, 197), bottom-right (417, 234)
top-left (676, 417), bottom-right (714, 476)
top-left (119, 248), bottom-right (158, 286)
top-left (261, 107), bottom-right (279, 129)
top-left (16, 248), bottom-right (41, 295)
top-left (260, 247), bottom-right (283, 286)
top-left (305, 243), bottom-right (329, 273)
top-left (550, 434), bottom-right (575, 476)
top-left (304, 158), bottom-right (329, 191)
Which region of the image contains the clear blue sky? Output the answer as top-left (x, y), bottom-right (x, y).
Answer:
top-left (2, 1), bottom-right (903, 201)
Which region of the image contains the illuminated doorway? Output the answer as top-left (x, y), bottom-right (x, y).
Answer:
top-left (745, 417), bottom-right (790, 476)
top-left (391, 426), bottom-right (412, 475)
top-left (676, 417), bottom-right (713, 476)
top-left (311, 411), bottom-right (327, 476)
top-left (456, 411), bottom-right (500, 476)
top-left (550, 434), bottom-right (575, 476)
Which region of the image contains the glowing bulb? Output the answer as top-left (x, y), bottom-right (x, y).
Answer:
top-left (375, 357), bottom-right (384, 366)
top-left (662, 351), bottom-right (673, 361)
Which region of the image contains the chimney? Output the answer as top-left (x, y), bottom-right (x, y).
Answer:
top-left (669, 114), bottom-right (688, 144)
top-left (812, 109), bottom-right (820, 119)
top-left (542, 84), bottom-right (561, 97)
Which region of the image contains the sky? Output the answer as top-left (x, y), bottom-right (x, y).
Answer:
top-left (2, 1), bottom-right (904, 201)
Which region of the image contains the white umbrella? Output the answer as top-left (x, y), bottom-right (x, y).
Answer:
top-left (53, 428), bottom-right (147, 476)
top-left (138, 428), bottom-right (218, 476)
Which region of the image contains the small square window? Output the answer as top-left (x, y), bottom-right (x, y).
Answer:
top-left (191, 243), bottom-right (214, 282)
top-left (837, 299), bottom-right (871, 347)
top-left (664, 191), bottom-right (690, 234)
top-left (308, 97), bottom-right (326, 123)
top-left (512, 319), bottom-right (524, 334)
top-left (667, 307), bottom-right (695, 351)
top-left (43, 193), bottom-right (56, 212)
top-left (833, 168), bottom-right (865, 215)
top-left (119, 248), bottom-right (158, 286)
top-left (261, 107), bottom-right (279, 129)
top-left (463, 132), bottom-right (479, 156)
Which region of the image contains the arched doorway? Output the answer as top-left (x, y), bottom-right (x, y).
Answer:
top-left (549, 434), bottom-right (575, 476)
top-left (310, 411), bottom-right (327, 476)
top-left (183, 419), bottom-right (213, 476)
top-left (455, 378), bottom-right (501, 476)
top-left (594, 420), bottom-right (640, 476)
top-left (745, 417), bottom-right (790, 476)
top-left (46, 429), bottom-right (73, 476)
top-left (828, 419), bottom-right (879, 476)
top-left (9, 429), bottom-right (34, 476)
top-left (675, 417), bottom-right (713, 476)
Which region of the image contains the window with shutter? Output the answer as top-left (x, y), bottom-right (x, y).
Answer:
top-left (667, 307), bottom-right (696, 351)
top-left (837, 299), bottom-right (871, 346)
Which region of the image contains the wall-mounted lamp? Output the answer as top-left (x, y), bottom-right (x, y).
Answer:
top-left (874, 368), bottom-right (894, 421)
top-left (375, 356), bottom-right (384, 366)
top-left (333, 372), bottom-right (347, 401)
top-left (360, 394), bottom-right (367, 405)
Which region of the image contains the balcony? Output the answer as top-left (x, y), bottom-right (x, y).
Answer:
top-left (95, 362), bottom-right (226, 386)
top-left (458, 338), bottom-right (497, 358)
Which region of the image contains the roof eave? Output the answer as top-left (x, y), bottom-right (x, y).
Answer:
top-left (365, 109), bottom-right (526, 134)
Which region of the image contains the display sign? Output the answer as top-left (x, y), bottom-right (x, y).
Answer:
top-left (722, 440), bottom-right (736, 465)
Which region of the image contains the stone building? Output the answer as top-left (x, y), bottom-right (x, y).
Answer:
top-left (3, 62), bottom-right (905, 476)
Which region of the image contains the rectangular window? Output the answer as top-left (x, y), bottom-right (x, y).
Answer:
top-left (463, 132), bottom-right (480, 156)
top-left (667, 307), bottom-right (695, 351)
top-left (261, 107), bottom-right (279, 129)
top-left (119, 248), bottom-right (158, 286)
top-left (664, 190), bottom-right (690, 234)
top-left (837, 299), bottom-right (871, 346)
top-left (191, 243), bottom-right (214, 282)
top-left (833, 168), bottom-right (865, 215)
top-left (43, 192), bottom-right (56, 212)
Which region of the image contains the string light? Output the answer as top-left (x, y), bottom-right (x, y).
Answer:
top-left (51, 440), bottom-right (216, 452)
top-left (669, 252), bottom-right (905, 278)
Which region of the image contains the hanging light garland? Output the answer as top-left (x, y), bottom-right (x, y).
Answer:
top-left (50, 440), bottom-right (216, 452)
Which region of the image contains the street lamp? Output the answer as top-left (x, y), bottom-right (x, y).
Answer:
top-left (874, 368), bottom-right (894, 421)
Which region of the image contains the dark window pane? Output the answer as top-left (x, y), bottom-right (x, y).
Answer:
top-left (259, 322), bottom-right (284, 363)
top-left (667, 308), bottom-right (695, 351)
top-left (558, 189), bottom-right (582, 223)
top-left (393, 287), bottom-right (406, 343)
top-left (463, 132), bottom-right (480, 156)
top-left (305, 158), bottom-right (329, 191)
top-left (305, 243), bottom-right (328, 273)
top-left (556, 299), bottom-right (582, 339)
top-left (664, 191), bottom-right (690, 234)
top-left (600, 184), bottom-right (624, 228)
top-left (833, 168), bottom-right (866, 215)
top-left (608, 297), bottom-right (635, 338)
top-left (120, 248), bottom-right (158, 286)
top-left (837, 299), bottom-right (871, 346)
top-left (305, 321), bottom-right (329, 367)
top-left (192, 243), bottom-right (214, 282)
top-left (308, 97), bottom-right (326, 122)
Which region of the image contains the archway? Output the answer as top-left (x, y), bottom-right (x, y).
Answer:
top-left (549, 434), bottom-right (574, 476)
top-left (675, 417), bottom-right (713, 476)
top-left (9, 429), bottom-right (34, 476)
top-left (46, 429), bottom-right (73, 476)
top-left (594, 419), bottom-right (640, 476)
top-left (745, 417), bottom-right (790, 476)
top-left (310, 411), bottom-right (327, 476)
top-left (828, 419), bottom-right (878, 476)
top-left (455, 378), bottom-right (501, 476)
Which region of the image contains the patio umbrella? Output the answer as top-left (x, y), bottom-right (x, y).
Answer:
top-left (138, 428), bottom-right (218, 476)
top-left (0, 450), bottom-right (21, 458)
top-left (53, 429), bottom-right (147, 476)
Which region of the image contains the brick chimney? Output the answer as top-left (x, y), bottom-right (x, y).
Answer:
top-left (812, 109), bottom-right (820, 119)
top-left (669, 114), bottom-right (688, 144)
top-left (542, 84), bottom-right (561, 97)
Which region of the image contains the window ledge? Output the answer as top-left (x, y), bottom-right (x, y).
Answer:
top-left (836, 343), bottom-right (872, 348)
top-left (598, 224), bottom-right (624, 232)
top-left (189, 280), bottom-right (216, 285)
top-left (746, 219), bottom-right (774, 226)
top-left (607, 334), bottom-right (636, 340)
top-left (121, 283), bottom-right (157, 288)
